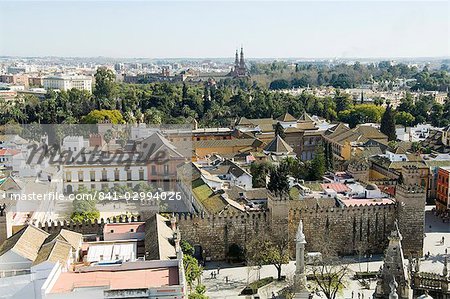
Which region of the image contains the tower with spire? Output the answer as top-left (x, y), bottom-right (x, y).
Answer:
top-left (229, 46), bottom-right (249, 78)
top-left (234, 49), bottom-right (239, 71)
top-left (239, 46), bottom-right (245, 69)
top-left (374, 221), bottom-right (412, 299)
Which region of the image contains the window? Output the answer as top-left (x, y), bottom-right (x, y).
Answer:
top-left (78, 171), bottom-right (84, 182)
top-left (130, 228), bottom-right (134, 232)
top-left (90, 171), bottom-right (95, 182)
top-left (66, 172), bottom-right (72, 182)
top-left (127, 169), bottom-right (132, 181)
top-left (101, 169), bottom-right (107, 182)
top-left (139, 169), bottom-right (144, 181)
top-left (151, 165), bottom-right (157, 175)
top-left (110, 230), bottom-right (114, 233)
top-left (164, 165), bottom-right (169, 175)
top-left (114, 169), bottom-right (120, 181)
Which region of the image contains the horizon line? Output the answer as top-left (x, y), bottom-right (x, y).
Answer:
top-left (1, 55), bottom-right (449, 61)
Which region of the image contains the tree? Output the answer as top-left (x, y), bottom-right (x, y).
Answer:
top-left (250, 162), bottom-right (273, 188)
top-left (103, 129), bottom-right (113, 145)
top-left (81, 109), bottom-right (124, 124)
top-left (70, 187), bottom-right (100, 222)
top-left (183, 254), bottom-right (203, 292)
top-left (94, 67), bottom-right (117, 109)
top-left (188, 285), bottom-right (208, 299)
top-left (309, 238), bottom-right (351, 299)
top-left (143, 107), bottom-right (163, 124)
top-left (280, 157), bottom-right (304, 179)
top-left (246, 230), bottom-right (290, 281)
top-left (334, 91), bottom-right (353, 113)
top-left (308, 146), bottom-right (326, 180)
top-left (181, 240), bottom-right (195, 256)
top-left (310, 257), bottom-right (350, 299)
top-left (395, 111), bottom-right (415, 127)
top-left (274, 122), bottom-right (286, 139)
top-left (267, 163), bottom-right (289, 196)
top-left (338, 104), bottom-right (385, 128)
top-left (380, 105), bottom-right (397, 141)
top-left (269, 79), bottom-right (290, 90)
top-left (324, 142), bottom-right (334, 171)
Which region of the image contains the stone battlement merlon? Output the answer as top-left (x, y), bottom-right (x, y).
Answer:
top-left (172, 211), bottom-right (269, 222)
top-left (288, 202), bottom-right (396, 215)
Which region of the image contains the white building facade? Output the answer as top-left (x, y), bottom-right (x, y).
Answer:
top-left (43, 76), bottom-right (92, 93)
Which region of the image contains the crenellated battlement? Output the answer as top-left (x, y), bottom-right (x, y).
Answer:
top-left (172, 211), bottom-right (268, 222)
top-left (30, 180), bottom-right (424, 261)
top-left (36, 215), bottom-right (142, 235)
top-left (289, 202), bottom-right (396, 215)
top-left (396, 183), bottom-right (426, 194)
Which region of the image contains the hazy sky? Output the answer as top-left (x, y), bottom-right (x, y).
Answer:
top-left (0, 1), bottom-right (449, 58)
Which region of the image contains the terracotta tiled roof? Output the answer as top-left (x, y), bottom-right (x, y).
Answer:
top-left (32, 238), bottom-right (72, 266)
top-left (0, 225), bottom-right (49, 261)
top-left (194, 138), bottom-right (264, 149)
top-left (277, 112), bottom-right (297, 122)
top-left (320, 183), bottom-right (351, 193)
top-left (264, 135), bottom-right (294, 153)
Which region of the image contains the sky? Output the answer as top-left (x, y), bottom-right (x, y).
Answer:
top-left (0, 1), bottom-right (449, 59)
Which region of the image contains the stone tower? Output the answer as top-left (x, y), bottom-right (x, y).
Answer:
top-left (347, 158), bottom-right (370, 183)
top-left (374, 222), bottom-right (412, 299)
top-left (396, 184), bottom-right (426, 257)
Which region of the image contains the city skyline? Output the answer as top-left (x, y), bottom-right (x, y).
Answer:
top-left (0, 1), bottom-right (449, 59)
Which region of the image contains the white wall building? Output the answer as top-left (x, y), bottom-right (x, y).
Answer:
top-left (43, 75), bottom-right (92, 93)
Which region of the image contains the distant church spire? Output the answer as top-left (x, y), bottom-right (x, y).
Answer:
top-left (240, 46), bottom-right (245, 68)
top-left (229, 46), bottom-right (249, 78)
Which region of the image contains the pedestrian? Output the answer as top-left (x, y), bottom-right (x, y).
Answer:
top-left (442, 236), bottom-right (445, 244)
top-left (213, 272), bottom-right (216, 279)
top-left (217, 265), bottom-right (220, 274)
top-left (351, 291), bottom-right (354, 298)
top-left (358, 292), bottom-right (361, 299)
top-left (210, 272), bottom-right (214, 279)
top-left (225, 276), bottom-right (229, 283)
top-left (272, 291), bottom-right (276, 298)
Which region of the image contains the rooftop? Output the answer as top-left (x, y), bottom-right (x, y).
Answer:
top-left (50, 261), bottom-right (180, 294)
